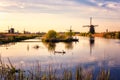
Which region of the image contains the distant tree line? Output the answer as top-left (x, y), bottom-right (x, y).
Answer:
top-left (79, 32), bottom-right (92, 37)
top-left (103, 31), bottom-right (120, 39)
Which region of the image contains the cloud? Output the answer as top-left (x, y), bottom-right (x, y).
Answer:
top-left (0, 0), bottom-right (78, 12)
top-left (89, 0), bottom-right (120, 9)
top-left (0, 0), bottom-right (119, 19)
top-left (0, 0), bottom-right (119, 11)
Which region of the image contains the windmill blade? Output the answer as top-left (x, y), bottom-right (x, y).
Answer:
top-left (66, 29), bottom-right (74, 32)
top-left (66, 29), bottom-right (72, 31)
top-left (94, 25), bottom-right (98, 27)
top-left (70, 26), bottom-right (72, 30)
top-left (66, 26), bottom-right (74, 32)
top-left (83, 25), bottom-right (90, 27)
top-left (90, 17), bottom-right (92, 25)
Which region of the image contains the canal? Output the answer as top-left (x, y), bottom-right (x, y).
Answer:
top-left (0, 36), bottom-right (120, 79)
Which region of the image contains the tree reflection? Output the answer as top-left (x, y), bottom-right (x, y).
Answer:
top-left (43, 41), bottom-right (74, 53)
top-left (43, 42), bottom-right (56, 53)
top-left (89, 36), bottom-right (95, 55)
top-left (64, 42), bottom-right (73, 50)
top-left (0, 42), bottom-right (16, 50)
top-left (27, 44), bottom-right (29, 51)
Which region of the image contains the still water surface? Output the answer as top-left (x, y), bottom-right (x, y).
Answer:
top-left (0, 36), bottom-right (120, 79)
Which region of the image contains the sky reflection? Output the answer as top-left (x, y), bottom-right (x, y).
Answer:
top-left (0, 37), bottom-right (119, 69)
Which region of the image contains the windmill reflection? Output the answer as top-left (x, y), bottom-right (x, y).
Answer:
top-left (89, 37), bottom-right (95, 55)
top-left (0, 42), bottom-right (16, 50)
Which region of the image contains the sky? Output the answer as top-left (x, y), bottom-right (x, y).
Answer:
top-left (0, 0), bottom-right (120, 33)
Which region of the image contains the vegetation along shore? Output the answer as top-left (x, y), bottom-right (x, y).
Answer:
top-left (0, 33), bottom-right (40, 44)
top-left (0, 30), bottom-right (120, 45)
top-left (79, 31), bottom-right (120, 39)
top-left (0, 56), bottom-right (110, 80)
top-left (42, 30), bottom-right (79, 43)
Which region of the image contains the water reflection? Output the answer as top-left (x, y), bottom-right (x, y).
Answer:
top-left (89, 37), bottom-right (95, 55)
top-left (54, 50), bottom-right (66, 55)
top-left (33, 45), bottom-right (41, 50)
top-left (64, 42), bottom-right (73, 50)
top-left (0, 42), bottom-right (16, 50)
top-left (27, 45), bottom-right (29, 51)
top-left (0, 37), bottom-right (120, 79)
top-left (43, 42), bottom-right (56, 53)
top-left (43, 41), bottom-right (74, 54)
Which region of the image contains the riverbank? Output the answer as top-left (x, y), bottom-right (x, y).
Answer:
top-left (79, 31), bottom-right (120, 39)
top-left (0, 33), bottom-right (40, 44)
top-left (43, 38), bottom-right (79, 42)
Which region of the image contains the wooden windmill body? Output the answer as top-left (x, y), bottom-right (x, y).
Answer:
top-left (83, 17), bottom-right (98, 34)
top-left (66, 26), bottom-right (73, 38)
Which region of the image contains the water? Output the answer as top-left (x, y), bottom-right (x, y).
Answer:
top-left (0, 36), bottom-right (120, 79)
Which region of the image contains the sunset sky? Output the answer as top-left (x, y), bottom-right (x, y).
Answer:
top-left (0, 0), bottom-right (120, 32)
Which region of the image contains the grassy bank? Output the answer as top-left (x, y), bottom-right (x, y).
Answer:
top-left (102, 32), bottom-right (120, 39)
top-left (79, 33), bottom-right (91, 37)
top-left (0, 33), bottom-right (40, 44)
top-left (79, 31), bottom-right (120, 39)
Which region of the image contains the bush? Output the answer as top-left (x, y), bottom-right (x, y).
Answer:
top-left (115, 32), bottom-right (120, 39)
top-left (46, 30), bottom-right (57, 39)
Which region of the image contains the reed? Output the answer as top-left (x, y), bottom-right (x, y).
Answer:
top-left (0, 56), bottom-right (110, 80)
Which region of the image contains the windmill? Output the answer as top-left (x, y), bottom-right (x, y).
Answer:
top-left (83, 17), bottom-right (98, 34)
top-left (66, 26), bottom-right (73, 38)
top-left (5, 26), bottom-right (11, 33)
top-left (66, 26), bottom-right (79, 42)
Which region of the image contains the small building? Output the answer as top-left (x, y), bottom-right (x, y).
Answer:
top-left (8, 28), bottom-right (14, 34)
top-left (106, 29), bottom-right (108, 33)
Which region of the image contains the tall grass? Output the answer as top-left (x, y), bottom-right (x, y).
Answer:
top-left (0, 56), bottom-right (110, 80)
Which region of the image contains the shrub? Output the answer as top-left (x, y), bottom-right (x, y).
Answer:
top-left (46, 30), bottom-right (57, 39)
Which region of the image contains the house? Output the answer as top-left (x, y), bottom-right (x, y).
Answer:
top-left (8, 28), bottom-right (14, 34)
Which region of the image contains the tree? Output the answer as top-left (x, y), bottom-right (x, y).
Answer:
top-left (46, 30), bottom-right (57, 39)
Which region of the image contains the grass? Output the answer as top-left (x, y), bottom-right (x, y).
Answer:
top-left (42, 30), bottom-right (78, 43)
top-left (0, 33), bottom-right (40, 44)
top-left (0, 56), bottom-right (111, 80)
top-left (79, 31), bottom-right (120, 39)
top-left (103, 32), bottom-right (120, 39)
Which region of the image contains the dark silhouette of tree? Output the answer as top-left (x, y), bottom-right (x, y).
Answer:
top-left (46, 30), bottom-right (57, 39)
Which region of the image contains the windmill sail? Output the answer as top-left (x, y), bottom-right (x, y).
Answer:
top-left (83, 25), bottom-right (90, 27)
top-left (94, 25), bottom-right (98, 27)
top-left (83, 17), bottom-right (98, 34)
top-left (90, 17), bottom-right (92, 25)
